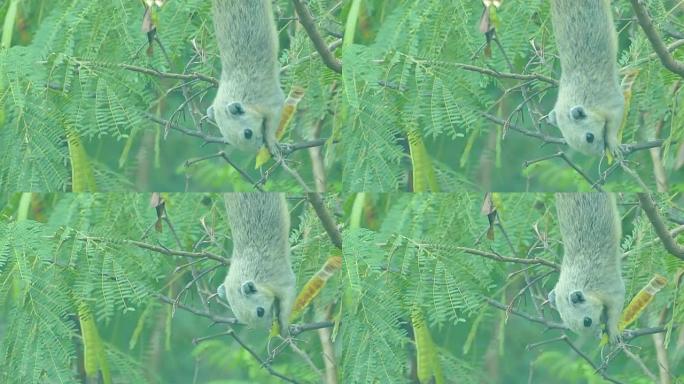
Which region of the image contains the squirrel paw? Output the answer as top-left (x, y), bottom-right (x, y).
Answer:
top-left (606, 324), bottom-right (623, 345)
top-left (267, 141), bottom-right (286, 161)
top-left (606, 143), bottom-right (625, 161)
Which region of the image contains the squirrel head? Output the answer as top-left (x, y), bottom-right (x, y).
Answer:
top-left (222, 278), bottom-right (291, 336)
top-left (549, 288), bottom-right (605, 339)
top-left (223, 279), bottom-right (279, 331)
top-left (549, 103), bottom-right (622, 156)
top-left (208, 100), bottom-right (279, 153)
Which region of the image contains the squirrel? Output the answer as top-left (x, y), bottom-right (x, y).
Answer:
top-left (548, 0), bottom-right (625, 157)
top-left (208, 0), bottom-right (285, 154)
top-left (548, 193), bottom-right (625, 344)
top-left (218, 193), bottom-right (296, 337)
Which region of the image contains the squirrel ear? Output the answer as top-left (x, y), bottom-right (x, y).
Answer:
top-left (569, 290), bottom-right (586, 304)
top-left (548, 289), bottom-right (557, 308)
top-left (216, 283), bottom-right (226, 300)
top-left (241, 280), bottom-right (257, 295)
top-left (569, 105), bottom-right (587, 120)
top-left (547, 110), bottom-right (557, 126)
top-left (227, 102), bottom-right (245, 116)
top-left (207, 105), bottom-right (215, 121)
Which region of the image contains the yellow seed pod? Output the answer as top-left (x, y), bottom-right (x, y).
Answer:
top-left (271, 256), bottom-right (341, 336)
top-left (600, 274), bottom-right (667, 346)
top-left (255, 86), bottom-right (306, 168)
top-left (289, 256), bottom-right (342, 322)
top-left (619, 274), bottom-right (667, 329)
top-left (607, 69), bottom-right (640, 162)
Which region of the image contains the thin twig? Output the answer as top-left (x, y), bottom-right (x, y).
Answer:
top-left (481, 113), bottom-right (565, 144)
top-left (453, 62), bottom-right (558, 85)
top-left (145, 113), bottom-right (227, 144)
top-left (75, 60), bottom-right (219, 86)
top-left (620, 161), bottom-right (651, 192)
top-left (282, 159), bottom-right (313, 192)
top-left (227, 329), bottom-right (302, 384)
top-left (623, 39), bottom-right (684, 70)
top-left (158, 294), bottom-right (237, 324)
top-left (557, 153), bottom-right (604, 191)
top-left (622, 345), bottom-right (658, 382)
top-left (128, 239), bottom-right (229, 264)
top-left (623, 225), bottom-right (684, 258)
top-left (218, 152), bottom-right (264, 190)
top-left (523, 152), bottom-right (604, 192)
top-left (287, 339), bottom-right (324, 380)
top-left (80, 236), bottom-right (229, 264)
top-left (505, 270), bottom-right (556, 316)
top-left (404, 54), bottom-right (558, 85)
top-left (416, 243), bottom-right (560, 270)
top-left (486, 298), bottom-right (567, 330)
top-left (560, 336), bottom-right (625, 384)
top-left (174, 264), bottom-right (223, 305)
top-left (281, 39), bottom-right (343, 73)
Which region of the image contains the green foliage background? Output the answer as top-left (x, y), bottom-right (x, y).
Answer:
top-left (340, 0), bottom-right (684, 192)
top-left (1, 0), bottom-right (684, 383)
top-left (341, 192), bottom-right (684, 383)
top-left (0, 193), bottom-right (339, 383)
top-left (0, 192), bottom-right (682, 383)
top-left (0, 0), bottom-right (341, 192)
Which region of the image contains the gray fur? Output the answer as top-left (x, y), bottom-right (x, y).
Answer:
top-left (551, 0), bottom-right (624, 156)
top-left (551, 193), bottom-right (625, 343)
top-left (223, 193), bottom-right (295, 336)
top-left (211, 0), bottom-right (285, 153)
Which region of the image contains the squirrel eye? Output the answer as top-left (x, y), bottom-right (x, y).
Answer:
top-left (583, 317), bottom-right (592, 327)
top-left (585, 133), bottom-right (595, 143)
top-left (256, 307), bottom-right (265, 317)
top-left (228, 102), bottom-right (245, 116)
top-left (244, 129), bottom-right (253, 140)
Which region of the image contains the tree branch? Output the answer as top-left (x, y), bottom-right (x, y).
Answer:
top-left (75, 60), bottom-right (219, 86)
top-left (126, 239), bottom-right (230, 264)
top-left (291, 0), bottom-right (342, 74)
top-left (623, 224), bottom-right (684, 258)
top-left (158, 294), bottom-right (237, 324)
top-left (487, 298), bottom-right (567, 330)
top-left (307, 193), bottom-right (343, 249)
top-left (226, 329), bottom-right (302, 384)
top-left (80, 236), bottom-right (230, 264)
top-left (637, 193), bottom-right (684, 259)
top-left (629, 0), bottom-right (684, 77)
top-left (480, 113), bottom-right (566, 145)
top-left (145, 113), bottom-right (227, 145)
top-left (450, 62), bottom-right (558, 85)
top-left (416, 243), bottom-right (560, 270)
top-left (523, 152), bottom-right (605, 192)
top-left (559, 335), bottom-right (625, 384)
